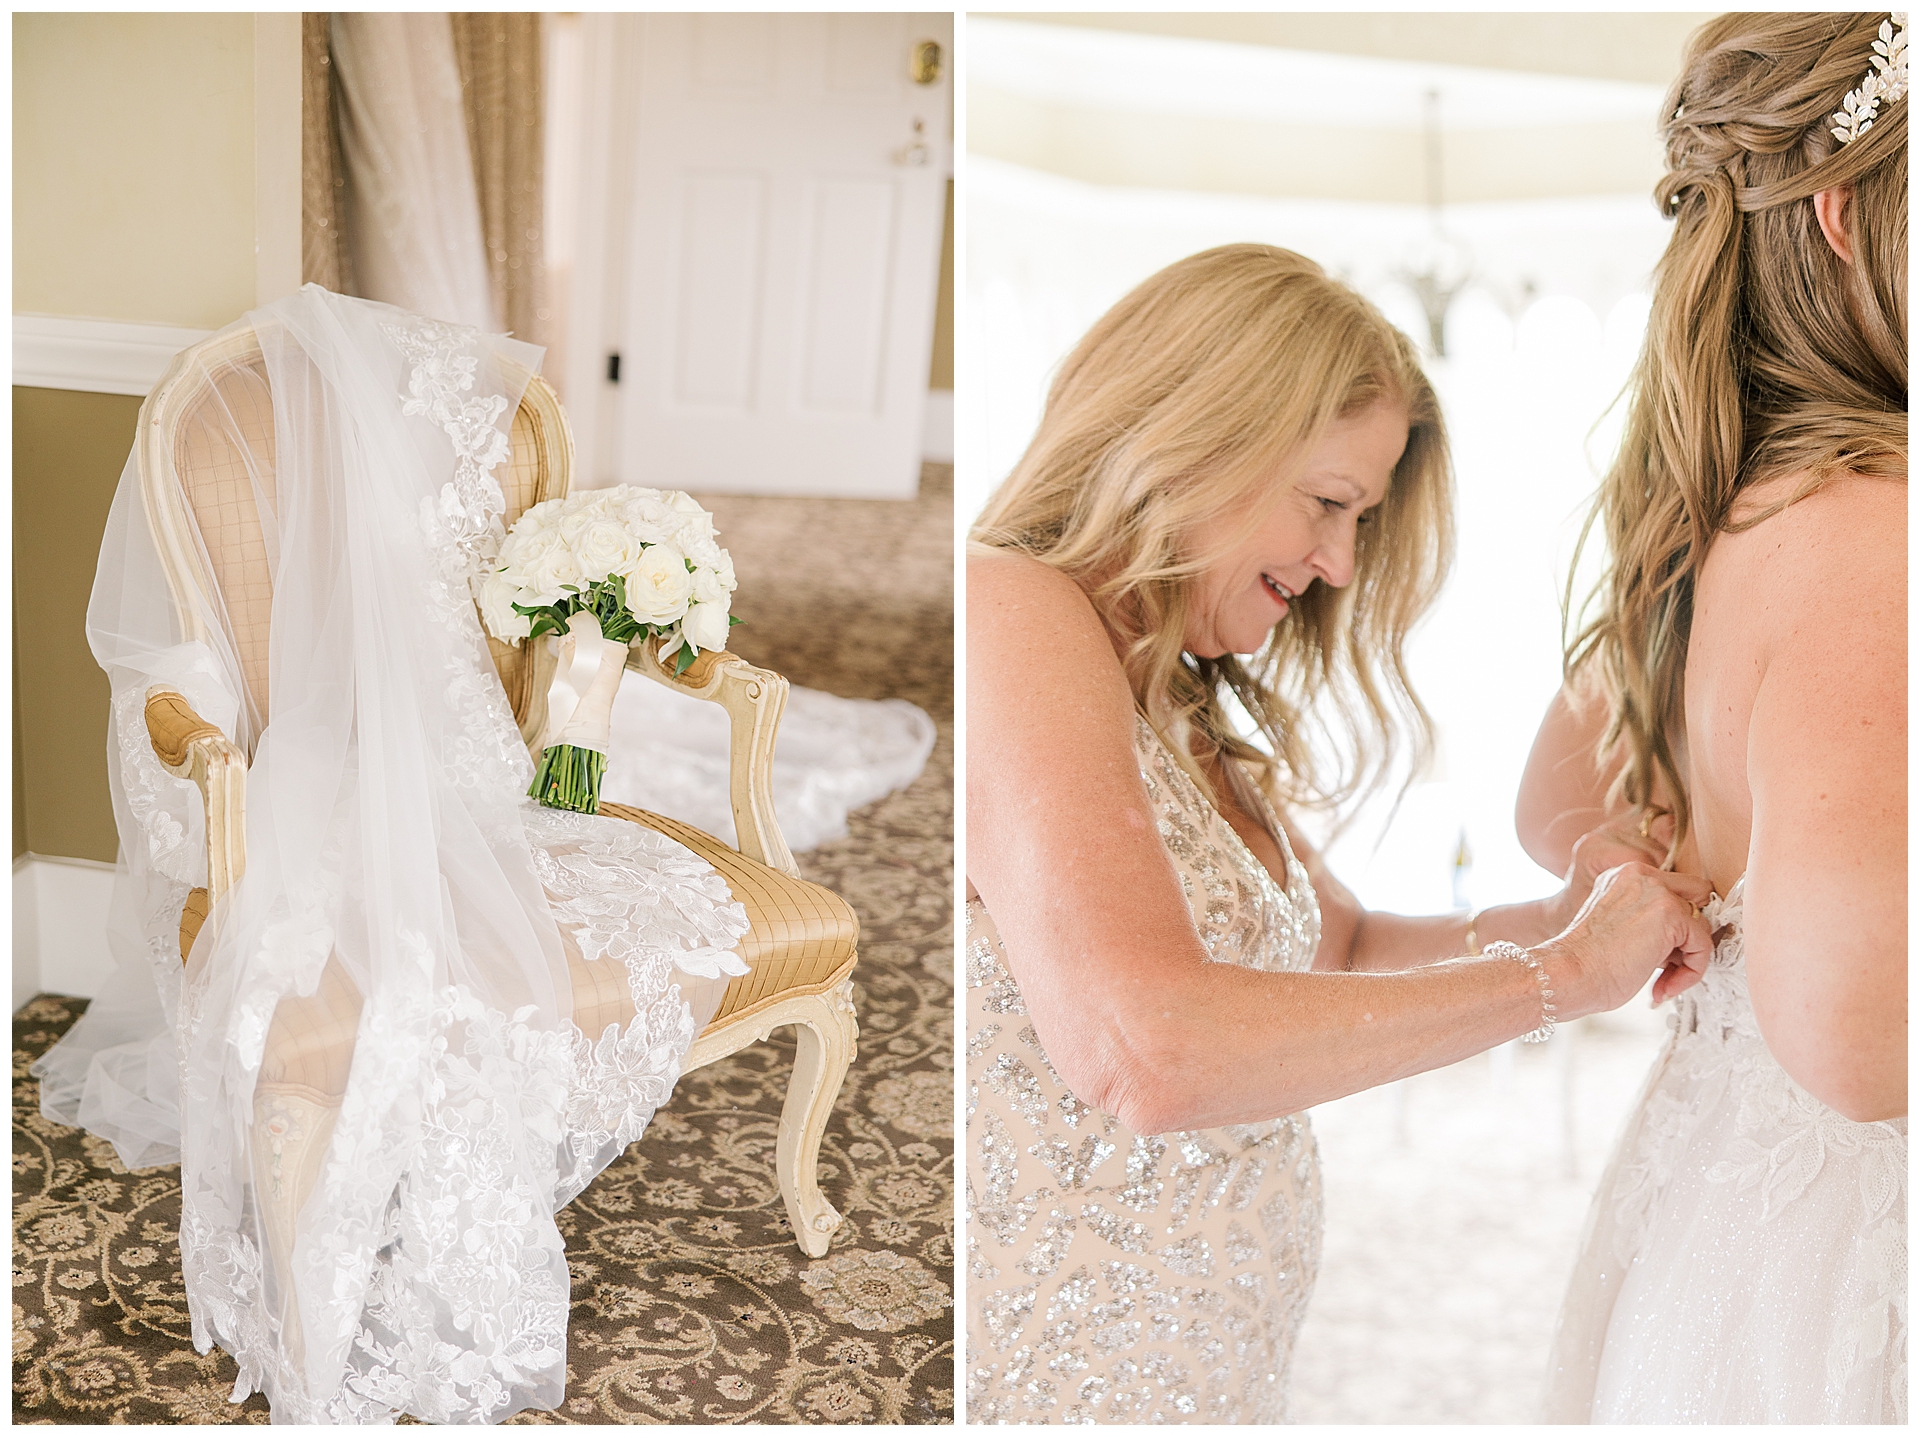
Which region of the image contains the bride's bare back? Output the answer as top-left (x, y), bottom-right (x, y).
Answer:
top-left (1684, 472), bottom-right (1906, 1119)
top-left (1522, 472), bottom-right (1907, 1120)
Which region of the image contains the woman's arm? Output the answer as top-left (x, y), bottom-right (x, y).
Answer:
top-left (1283, 807), bottom-right (1666, 975)
top-left (1738, 481), bottom-right (1906, 1122)
top-left (966, 549), bottom-right (1713, 1133)
top-left (1515, 677), bottom-right (1627, 878)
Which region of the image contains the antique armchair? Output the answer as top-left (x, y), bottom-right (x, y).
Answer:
top-left (138, 326), bottom-right (860, 1272)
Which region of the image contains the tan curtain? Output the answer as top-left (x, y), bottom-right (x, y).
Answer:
top-left (301, 12), bottom-right (547, 346)
top-left (301, 13), bottom-right (352, 292)
top-left (450, 13), bottom-right (549, 347)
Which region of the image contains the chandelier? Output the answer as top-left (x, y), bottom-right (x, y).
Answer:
top-left (1397, 89), bottom-right (1472, 359)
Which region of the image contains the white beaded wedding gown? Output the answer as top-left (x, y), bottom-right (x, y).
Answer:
top-left (965, 716), bottom-right (1324, 1424)
top-left (1545, 877), bottom-right (1908, 1422)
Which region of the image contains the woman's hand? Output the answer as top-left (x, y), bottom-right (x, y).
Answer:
top-left (1542, 808), bottom-right (1675, 934)
top-left (1535, 861), bottom-right (1714, 1020)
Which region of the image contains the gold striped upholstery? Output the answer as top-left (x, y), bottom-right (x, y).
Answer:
top-left (174, 361), bottom-right (277, 718)
top-left (600, 804), bottom-right (859, 1022)
top-left (256, 955), bottom-right (363, 1101)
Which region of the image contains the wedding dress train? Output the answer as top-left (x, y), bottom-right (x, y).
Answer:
top-left (1545, 878), bottom-right (1908, 1423)
top-left (966, 716), bottom-right (1324, 1423)
top-left (548, 638), bottom-right (935, 854)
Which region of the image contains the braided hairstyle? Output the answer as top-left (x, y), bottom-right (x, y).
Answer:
top-left (1569, 11), bottom-right (1908, 845)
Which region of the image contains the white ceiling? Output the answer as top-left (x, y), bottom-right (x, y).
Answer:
top-left (967, 13), bottom-right (1720, 204)
top-left (969, 18), bottom-right (1669, 131)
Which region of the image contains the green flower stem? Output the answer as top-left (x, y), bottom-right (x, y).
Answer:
top-left (529, 742), bottom-right (607, 814)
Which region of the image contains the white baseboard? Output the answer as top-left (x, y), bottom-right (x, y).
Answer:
top-left (13, 314), bottom-right (212, 397)
top-left (14, 854), bottom-right (120, 1010)
top-left (922, 387), bottom-right (954, 465)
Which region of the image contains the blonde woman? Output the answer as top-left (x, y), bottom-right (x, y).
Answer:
top-left (1522, 13), bottom-right (1907, 1423)
top-left (966, 244), bottom-right (1713, 1424)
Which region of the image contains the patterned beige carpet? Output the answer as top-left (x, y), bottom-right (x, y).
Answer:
top-left (13, 467), bottom-right (954, 1425)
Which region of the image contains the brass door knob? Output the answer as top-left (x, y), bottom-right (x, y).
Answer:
top-left (910, 39), bottom-right (942, 85)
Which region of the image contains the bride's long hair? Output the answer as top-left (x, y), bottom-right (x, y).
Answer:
top-left (1569, 11), bottom-right (1908, 843)
top-left (971, 244), bottom-right (1454, 813)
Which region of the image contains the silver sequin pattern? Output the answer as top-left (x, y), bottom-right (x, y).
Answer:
top-left (966, 717), bottom-right (1325, 1424)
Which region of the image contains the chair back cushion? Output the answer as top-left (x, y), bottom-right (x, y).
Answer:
top-left (153, 333), bottom-right (571, 741)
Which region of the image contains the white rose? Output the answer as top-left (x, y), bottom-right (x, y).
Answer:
top-left (680, 526), bottom-right (724, 570)
top-left (673, 505), bottom-right (716, 543)
top-left (573, 518), bottom-right (643, 582)
top-left (556, 509), bottom-right (595, 546)
top-left (516, 531), bottom-right (583, 604)
top-left (712, 549), bottom-right (737, 591)
top-left (498, 521), bottom-right (552, 569)
top-left (621, 492), bottom-right (676, 545)
top-left (517, 499), bottom-right (562, 535)
top-left (690, 565), bottom-right (731, 606)
top-left (667, 490), bottom-right (705, 516)
top-left (683, 600), bottom-right (731, 653)
top-left (625, 543), bottom-right (692, 625)
top-left (478, 573), bottom-right (532, 640)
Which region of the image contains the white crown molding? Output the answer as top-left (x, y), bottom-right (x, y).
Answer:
top-left (13, 313), bottom-right (212, 397)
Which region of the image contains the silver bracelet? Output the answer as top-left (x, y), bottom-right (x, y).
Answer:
top-left (1484, 940), bottom-right (1556, 1044)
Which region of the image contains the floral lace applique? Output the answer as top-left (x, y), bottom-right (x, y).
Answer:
top-left (163, 303), bottom-right (755, 1424)
top-left (382, 313), bottom-right (513, 582)
top-left (1605, 880), bottom-right (1908, 1420)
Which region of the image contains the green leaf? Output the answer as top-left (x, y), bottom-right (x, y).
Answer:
top-left (727, 615), bottom-right (744, 627)
top-left (673, 643), bottom-right (697, 675)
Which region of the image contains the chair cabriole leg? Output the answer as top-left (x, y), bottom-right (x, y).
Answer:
top-left (777, 977), bottom-right (860, 1258)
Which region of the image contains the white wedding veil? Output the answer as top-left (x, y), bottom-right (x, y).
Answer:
top-left (36, 286), bottom-right (746, 1422)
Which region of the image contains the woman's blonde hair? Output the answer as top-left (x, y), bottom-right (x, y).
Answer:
top-left (1569, 12), bottom-right (1908, 843)
top-left (972, 243), bottom-right (1454, 813)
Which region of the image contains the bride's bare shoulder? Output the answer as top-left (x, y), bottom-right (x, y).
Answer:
top-left (1709, 472), bottom-right (1905, 730)
top-left (1710, 473), bottom-right (1904, 623)
top-left (1719, 472), bottom-right (1905, 568)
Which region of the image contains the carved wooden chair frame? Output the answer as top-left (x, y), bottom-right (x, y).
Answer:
top-left (137, 326), bottom-right (860, 1265)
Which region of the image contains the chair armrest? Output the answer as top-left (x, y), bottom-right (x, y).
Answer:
top-left (145, 686), bottom-right (248, 902)
top-left (624, 641), bottom-right (800, 879)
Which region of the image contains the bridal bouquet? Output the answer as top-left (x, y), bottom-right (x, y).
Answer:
top-left (478, 486), bottom-right (740, 813)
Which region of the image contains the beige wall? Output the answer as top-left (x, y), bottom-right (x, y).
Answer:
top-left (14, 13), bottom-right (263, 863)
top-left (14, 12), bottom-right (257, 329)
top-left (13, 389), bottom-right (143, 864)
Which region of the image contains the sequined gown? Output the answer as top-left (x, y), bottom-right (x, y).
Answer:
top-left (1545, 878), bottom-right (1908, 1422)
top-left (965, 716), bottom-right (1324, 1424)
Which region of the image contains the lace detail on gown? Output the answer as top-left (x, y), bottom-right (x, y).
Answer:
top-left (152, 298), bottom-right (754, 1423)
top-left (965, 716), bottom-right (1325, 1424)
top-left (1545, 878), bottom-right (1907, 1423)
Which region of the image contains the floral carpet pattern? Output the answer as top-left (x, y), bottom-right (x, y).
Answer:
top-left (13, 468), bottom-right (955, 1425)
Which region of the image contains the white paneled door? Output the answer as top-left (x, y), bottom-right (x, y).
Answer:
top-left (618, 13), bottom-right (951, 499)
